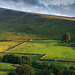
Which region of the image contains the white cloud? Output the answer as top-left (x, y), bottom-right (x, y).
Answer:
top-left (0, 0), bottom-right (75, 17)
top-left (50, 0), bottom-right (74, 5)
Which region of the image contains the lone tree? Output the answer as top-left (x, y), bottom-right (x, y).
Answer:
top-left (61, 33), bottom-right (71, 43)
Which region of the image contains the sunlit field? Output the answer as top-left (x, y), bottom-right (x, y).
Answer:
top-left (0, 41), bottom-right (21, 52)
top-left (9, 40), bottom-right (75, 60)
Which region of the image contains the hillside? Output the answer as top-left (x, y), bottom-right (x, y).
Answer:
top-left (0, 8), bottom-right (75, 41)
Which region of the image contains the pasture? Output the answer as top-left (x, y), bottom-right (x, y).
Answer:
top-left (9, 40), bottom-right (75, 60)
top-left (41, 61), bottom-right (75, 68)
top-left (0, 62), bottom-right (16, 75)
top-left (0, 41), bottom-right (22, 52)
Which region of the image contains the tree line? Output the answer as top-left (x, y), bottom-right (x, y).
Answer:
top-left (0, 54), bottom-right (75, 75)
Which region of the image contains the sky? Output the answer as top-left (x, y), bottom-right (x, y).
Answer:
top-left (0, 0), bottom-right (75, 17)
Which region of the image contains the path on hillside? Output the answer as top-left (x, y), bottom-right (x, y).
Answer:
top-left (23, 26), bottom-right (32, 33)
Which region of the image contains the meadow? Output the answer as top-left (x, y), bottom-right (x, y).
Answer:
top-left (41, 61), bottom-right (75, 68)
top-left (0, 62), bottom-right (16, 75)
top-left (9, 40), bottom-right (75, 60)
top-left (0, 41), bottom-right (22, 52)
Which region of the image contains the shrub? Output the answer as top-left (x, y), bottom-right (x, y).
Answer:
top-left (42, 62), bottom-right (49, 70)
top-left (63, 69), bottom-right (75, 75)
top-left (69, 66), bottom-right (75, 70)
top-left (22, 56), bottom-right (32, 66)
top-left (15, 64), bottom-right (35, 75)
top-left (2, 54), bottom-right (20, 64)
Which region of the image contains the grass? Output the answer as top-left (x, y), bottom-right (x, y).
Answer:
top-left (0, 71), bottom-right (11, 75)
top-left (9, 40), bottom-right (75, 60)
top-left (0, 62), bottom-right (13, 65)
top-left (61, 42), bottom-right (75, 47)
top-left (0, 8), bottom-right (75, 41)
top-left (0, 62), bottom-right (16, 75)
top-left (0, 66), bottom-right (16, 71)
top-left (0, 62), bottom-right (16, 71)
top-left (0, 41), bottom-right (22, 52)
top-left (23, 55), bottom-right (42, 62)
top-left (41, 61), bottom-right (75, 68)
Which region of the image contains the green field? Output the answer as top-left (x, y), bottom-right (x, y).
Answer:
top-left (9, 40), bottom-right (75, 60)
top-left (0, 71), bottom-right (11, 75)
top-left (0, 41), bottom-right (22, 52)
top-left (41, 61), bottom-right (75, 68)
top-left (0, 62), bottom-right (16, 75)
top-left (0, 62), bottom-right (16, 70)
top-left (0, 62), bottom-right (13, 65)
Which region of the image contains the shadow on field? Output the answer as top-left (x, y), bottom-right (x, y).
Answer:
top-left (29, 40), bottom-right (59, 43)
top-left (53, 42), bottom-right (61, 46)
top-left (72, 47), bottom-right (75, 50)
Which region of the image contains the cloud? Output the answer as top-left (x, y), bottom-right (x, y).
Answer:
top-left (50, 0), bottom-right (74, 5)
top-left (0, 0), bottom-right (75, 17)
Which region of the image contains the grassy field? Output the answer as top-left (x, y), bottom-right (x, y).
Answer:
top-left (0, 41), bottom-right (22, 52)
top-left (0, 62), bottom-right (16, 75)
top-left (0, 62), bottom-right (16, 70)
top-left (9, 40), bottom-right (75, 60)
top-left (0, 71), bottom-right (11, 75)
top-left (41, 61), bottom-right (75, 68)
top-left (23, 55), bottom-right (42, 62)
top-left (0, 62), bottom-right (13, 65)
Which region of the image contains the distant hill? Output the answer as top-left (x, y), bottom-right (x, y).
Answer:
top-left (0, 8), bottom-right (75, 41)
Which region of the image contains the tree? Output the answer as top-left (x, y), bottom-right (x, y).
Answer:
top-left (42, 62), bottom-right (49, 70)
top-left (19, 58), bottom-right (29, 65)
top-left (2, 54), bottom-right (20, 64)
top-left (63, 69), bottom-right (75, 75)
top-left (49, 64), bottom-right (56, 70)
top-left (22, 56), bottom-right (32, 66)
top-left (69, 66), bottom-right (75, 70)
top-left (61, 33), bottom-right (71, 42)
top-left (15, 64), bottom-right (35, 75)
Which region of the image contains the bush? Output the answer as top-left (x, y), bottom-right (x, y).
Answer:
top-left (69, 66), bottom-right (75, 70)
top-left (19, 58), bottom-right (29, 65)
top-left (2, 55), bottom-right (32, 65)
top-left (0, 56), bottom-right (2, 62)
top-left (42, 62), bottom-right (49, 70)
top-left (63, 69), bottom-right (75, 75)
top-left (2, 54), bottom-right (20, 64)
top-left (15, 64), bottom-right (35, 75)
top-left (48, 64), bottom-right (56, 70)
top-left (22, 56), bottom-right (32, 66)
top-left (32, 60), bottom-right (42, 69)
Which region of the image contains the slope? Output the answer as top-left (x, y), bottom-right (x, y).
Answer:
top-left (0, 8), bottom-right (75, 41)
